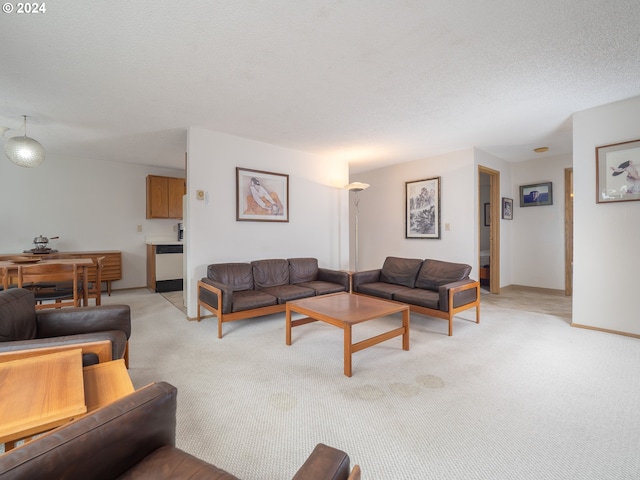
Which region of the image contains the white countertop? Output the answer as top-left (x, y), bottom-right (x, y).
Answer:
top-left (145, 235), bottom-right (183, 245)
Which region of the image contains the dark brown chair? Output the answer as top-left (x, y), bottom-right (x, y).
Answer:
top-left (0, 288), bottom-right (131, 368)
top-left (0, 381), bottom-right (359, 479)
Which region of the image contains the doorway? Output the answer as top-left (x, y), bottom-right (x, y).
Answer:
top-left (478, 166), bottom-right (500, 293)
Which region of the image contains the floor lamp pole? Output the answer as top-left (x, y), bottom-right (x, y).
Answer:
top-left (354, 191), bottom-right (360, 272)
top-left (346, 182), bottom-right (370, 272)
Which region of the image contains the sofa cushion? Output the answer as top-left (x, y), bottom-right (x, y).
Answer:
top-left (252, 259), bottom-right (289, 289)
top-left (393, 288), bottom-right (439, 310)
top-left (119, 445), bottom-right (240, 480)
top-left (0, 288), bottom-right (37, 342)
top-left (415, 259), bottom-right (471, 291)
top-left (259, 284), bottom-right (315, 304)
top-left (297, 281), bottom-right (346, 296)
top-left (231, 290), bottom-right (278, 312)
top-left (288, 257), bottom-right (319, 283)
top-left (208, 263), bottom-right (254, 291)
top-left (380, 257), bottom-right (423, 288)
top-left (356, 282), bottom-right (413, 300)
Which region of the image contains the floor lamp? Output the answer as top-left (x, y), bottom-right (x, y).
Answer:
top-left (346, 182), bottom-right (370, 272)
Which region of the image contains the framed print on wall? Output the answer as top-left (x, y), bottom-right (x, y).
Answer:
top-left (406, 176), bottom-right (441, 239)
top-left (502, 197), bottom-right (513, 220)
top-left (519, 182), bottom-right (553, 207)
top-left (236, 167), bottom-right (289, 222)
top-left (596, 138), bottom-right (640, 203)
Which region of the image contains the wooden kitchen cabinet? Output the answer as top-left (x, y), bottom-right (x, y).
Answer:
top-left (146, 175), bottom-right (185, 219)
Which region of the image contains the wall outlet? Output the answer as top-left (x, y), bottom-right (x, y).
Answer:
top-left (137, 224), bottom-right (143, 233)
top-left (445, 223), bottom-right (451, 231)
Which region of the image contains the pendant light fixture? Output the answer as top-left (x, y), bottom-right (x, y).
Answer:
top-left (3, 115), bottom-right (46, 167)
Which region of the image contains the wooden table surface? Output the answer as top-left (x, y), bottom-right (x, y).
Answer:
top-left (0, 349), bottom-right (135, 451)
top-left (0, 349), bottom-right (87, 445)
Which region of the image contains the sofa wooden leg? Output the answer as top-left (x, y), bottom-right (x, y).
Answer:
top-left (448, 317), bottom-right (453, 337)
top-left (124, 341), bottom-right (130, 369)
top-left (218, 317), bottom-right (223, 339)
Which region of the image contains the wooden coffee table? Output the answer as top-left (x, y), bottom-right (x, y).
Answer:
top-left (0, 349), bottom-right (134, 451)
top-left (286, 292), bottom-right (410, 376)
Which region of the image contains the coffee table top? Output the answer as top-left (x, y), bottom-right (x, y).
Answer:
top-left (288, 292), bottom-right (408, 325)
top-left (0, 349), bottom-right (87, 444)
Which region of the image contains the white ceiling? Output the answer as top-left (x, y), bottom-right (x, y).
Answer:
top-left (2, 1), bottom-right (640, 173)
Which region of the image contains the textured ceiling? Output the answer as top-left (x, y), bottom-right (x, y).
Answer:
top-left (1, 1), bottom-right (640, 173)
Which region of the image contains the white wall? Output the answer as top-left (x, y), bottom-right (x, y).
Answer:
top-left (510, 153), bottom-right (572, 290)
top-left (0, 154), bottom-right (184, 289)
top-left (349, 149), bottom-right (479, 273)
top-left (573, 95), bottom-right (640, 335)
top-left (185, 127), bottom-right (350, 318)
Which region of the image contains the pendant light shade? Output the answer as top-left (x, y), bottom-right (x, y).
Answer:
top-left (4, 116), bottom-right (45, 167)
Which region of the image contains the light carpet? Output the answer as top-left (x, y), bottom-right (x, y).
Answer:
top-left (103, 289), bottom-right (640, 479)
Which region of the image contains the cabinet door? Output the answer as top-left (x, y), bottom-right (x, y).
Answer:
top-left (146, 176), bottom-right (169, 218)
top-left (167, 177), bottom-right (186, 219)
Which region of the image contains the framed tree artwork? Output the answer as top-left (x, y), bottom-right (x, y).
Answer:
top-left (405, 176), bottom-right (441, 239)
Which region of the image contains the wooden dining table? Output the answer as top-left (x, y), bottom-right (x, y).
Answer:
top-left (0, 258), bottom-right (93, 306)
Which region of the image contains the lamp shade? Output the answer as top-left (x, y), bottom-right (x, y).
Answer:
top-left (345, 182), bottom-right (370, 192)
top-left (4, 135), bottom-right (46, 167)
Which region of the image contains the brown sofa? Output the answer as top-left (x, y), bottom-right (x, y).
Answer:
top-left (198, 258), bottom-right (349, 338)
top-left (0, 381), bottom-right (360, 479)
top-left (352, 256), bottom-right (480, 336)
top-left (0, 288), bottom-right (130, 366)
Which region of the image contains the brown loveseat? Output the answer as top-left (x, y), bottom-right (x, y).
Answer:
top-left (198, 258), bottom-right (349, 338)
top-left (0, 381), bottom-right (360, 479)
top-left (352, 256), bottom-right (480, 336)
top-left (0, 288), bottom-right (130, 366)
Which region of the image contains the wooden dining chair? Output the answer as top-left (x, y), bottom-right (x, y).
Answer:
top-left (17, 263), bottom-right (81, 309)
top-left (1, 267), bottom-right (8, 290)
top-left (87, 256), bottom-right (105, 306)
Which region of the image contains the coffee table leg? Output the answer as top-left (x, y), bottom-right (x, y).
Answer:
top-left (286, 304), bottom-right (292, 345)
top-left (344, 324), bottom-right (352, 377)
top-left (402, 308), bottom-right (410, 350)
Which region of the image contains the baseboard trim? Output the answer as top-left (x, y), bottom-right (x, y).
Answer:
top-left (500, 284), bottom-right (567, 296)
top-left (571, 322), bottom-right (640, 339)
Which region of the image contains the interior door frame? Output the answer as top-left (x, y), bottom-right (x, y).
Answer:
top-left (478, 166), bottom-right (500, 293)
top-left (564, 167), bottom-right (573, 296)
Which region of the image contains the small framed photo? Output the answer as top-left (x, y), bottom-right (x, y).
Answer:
top-left (596, 138), bottom-right (640, 203)
top-left (520, 182), bottom-right (552, 207)
top-left (236, 167), bottom-right (289, 222)
top-left (502, 197), bottom-right (513, 220)
top-left (406, 176), bottom-right (441, 239)
top-left (484, 203), bottom-right (491, 226)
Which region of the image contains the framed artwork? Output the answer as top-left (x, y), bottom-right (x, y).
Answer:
top-left (596, 139), bottom-right (640, 203)
top-left (484, 203), bottom-right (490, 226)
top-left (519, 182), bottom-right (553, 207)
top-left (502, 197), bottom-right (513, 220)
top-left (405, 176), bottom-right (441, 239)
top-left (236, 167), bottom-right (289, 222)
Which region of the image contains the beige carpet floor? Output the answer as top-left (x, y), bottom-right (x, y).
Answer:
top-left (103, 288), bottom-right (640, 479)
